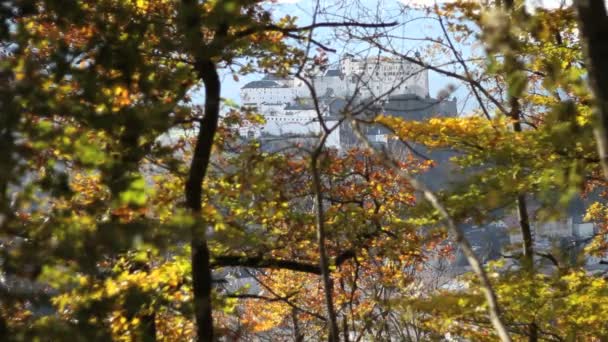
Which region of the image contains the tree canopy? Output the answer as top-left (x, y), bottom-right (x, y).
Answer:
top-left (3, 0), bottom-right (608, 341)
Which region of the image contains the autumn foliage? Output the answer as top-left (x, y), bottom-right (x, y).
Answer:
top-left (4, 0), bottom-right (608, 342)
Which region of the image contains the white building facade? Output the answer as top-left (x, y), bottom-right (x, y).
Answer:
top-left (239, 55), bottom-right (430, 148)
top-left (339, 55), bottom-right (429, 98)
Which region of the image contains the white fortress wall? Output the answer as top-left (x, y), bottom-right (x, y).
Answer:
top-left (239, 55), bottom-right (431, 147)
top-left (263, 117), bottom-right (340, 149)
top-left (258, 103), bottom-right (286, 116)
top-left (240, 80), bottom-right (296, 106)
top-left (341, 58), bottom-right (429, 98)
top-left (240, 86), bottom-right (295, 105)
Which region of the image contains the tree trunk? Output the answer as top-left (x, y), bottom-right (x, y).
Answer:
top-left (574, 0), bottom-right (608, 180)
top-left (291, 307), bottom-right (304, 342)
top-left (186, 59), bottom-right (221, 342)
top-left (516, 194), bottom-right (533, 267)
top-left (529, 322), bottom-right (538, 342)
top-left (140, 312), bottom-right (156, 342)
top-left (507, 44), bottom-right (536, 340)
top-left (509, 89), bottom-right (534, 270)
top-left (340, 279), bottom-right (349, 342)
top-left (0, 314), bottom-right (7, 342)
top-left (342, 315), bottom-right (349, 342)
top-left (311, 152), bottom-right (340, 342)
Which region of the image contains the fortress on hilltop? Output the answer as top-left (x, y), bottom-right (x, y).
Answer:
top-left (238, 54), bottom-right (456, 149)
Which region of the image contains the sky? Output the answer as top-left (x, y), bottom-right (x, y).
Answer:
top-left (213, 0), bottom-right (455, 104)
top-left (200, 0), bottom-right (577, 115)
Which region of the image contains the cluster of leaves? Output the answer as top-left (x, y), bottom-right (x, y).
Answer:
top-left (405, 265), bottom-right (608, 341)
top-left (1, 0), bottom-right (325, 340)
top-left (5, 0), bottom-right (608, 341)
top-left (201, 143), bottom-right (444, 339)
top-left (366, 1), bottom-right (608, 341)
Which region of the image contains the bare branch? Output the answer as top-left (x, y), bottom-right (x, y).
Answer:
top-left (350, 126), bottom-right (512, 342)
top-left (211, 256), bottom-right (321, 274)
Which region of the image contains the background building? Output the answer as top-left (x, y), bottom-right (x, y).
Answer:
top-left (239, 55), bottom-right (450, 150)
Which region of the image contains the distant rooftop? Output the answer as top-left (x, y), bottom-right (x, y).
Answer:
top-left (242, 80), bottom-right (289, 89)
top-left (260, 102), bottom-right (285, 106)
top-left (325, 69), bottom-right (343, 77)
top-left (262, 74), bottom-right (292, 81)
top-left (387, 93), bottom-right (424, 101)
top-left (284, 102), bottom-right (315, 110)
top-left (342, 55), bottom-right (411, 63)
top-left (284, 97), bottom-right (347, 115)
top-left (386, 93), bottom-right (455, 103)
